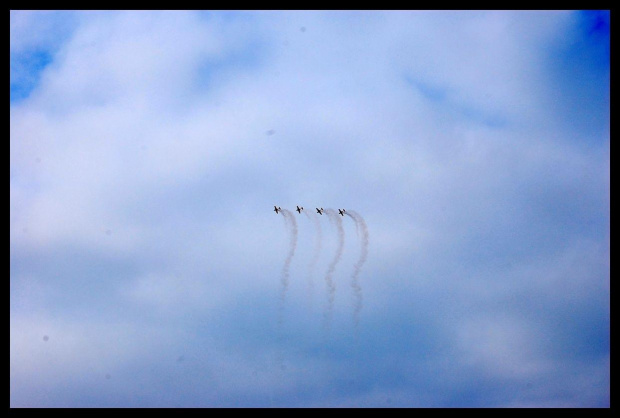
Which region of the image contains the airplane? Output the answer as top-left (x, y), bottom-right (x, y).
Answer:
top-left (274, 206), bottom-right (282, 214)
top-left (338, 209), bottom-right (346, 216)
top-left (296, 206), bottom-right (304, 214)
top-left (316, 207), bottom-right (324, 215)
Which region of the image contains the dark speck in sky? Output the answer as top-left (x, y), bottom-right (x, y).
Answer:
top-left (43, 335), bottom-right (49, 342)
top-left (266, 129), bottom-right (275, 136)
top-left (300, 26), bottom-right (306, 33)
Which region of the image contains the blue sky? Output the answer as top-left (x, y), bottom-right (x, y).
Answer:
top-left (10, 10), bottom-right (609, 407)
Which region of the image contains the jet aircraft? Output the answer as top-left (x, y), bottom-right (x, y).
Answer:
top-left (338, 209), bottom-right (346, 216)
top-left (316, 207), bottom-right (324, 215)
top-left (296, 206), bottom-right (304, 214)
top-left (274, 206), bottom-right (282, 214)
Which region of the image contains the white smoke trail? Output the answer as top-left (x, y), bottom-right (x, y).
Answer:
top-left (345, 210), bottom-right (368, 329)
top-left (305, 210), bottom-right (322, 305)
top-left (276, 208), bottom-right (297, 336)
top-left (323, 208), bottom-right (345, 332)
top-left (279, 209), bottom-right (297, 303)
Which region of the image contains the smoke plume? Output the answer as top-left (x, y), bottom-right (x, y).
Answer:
top-left (279, 209), bottom-right (297, 302)
top-left (305, 210), bottom-right (322, 304)
top-left (345, 210), bottom-right (368, 329)
top-left (323, 209), bottom-right (345, 331)
top-left (277, 209), bottom-right (297, 331)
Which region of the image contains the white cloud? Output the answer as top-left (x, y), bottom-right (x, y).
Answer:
top-left (455, 315), bottom-right (550, 380)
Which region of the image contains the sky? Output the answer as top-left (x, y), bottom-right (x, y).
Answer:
top-left (10, 10), bottom-right (609, 408)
